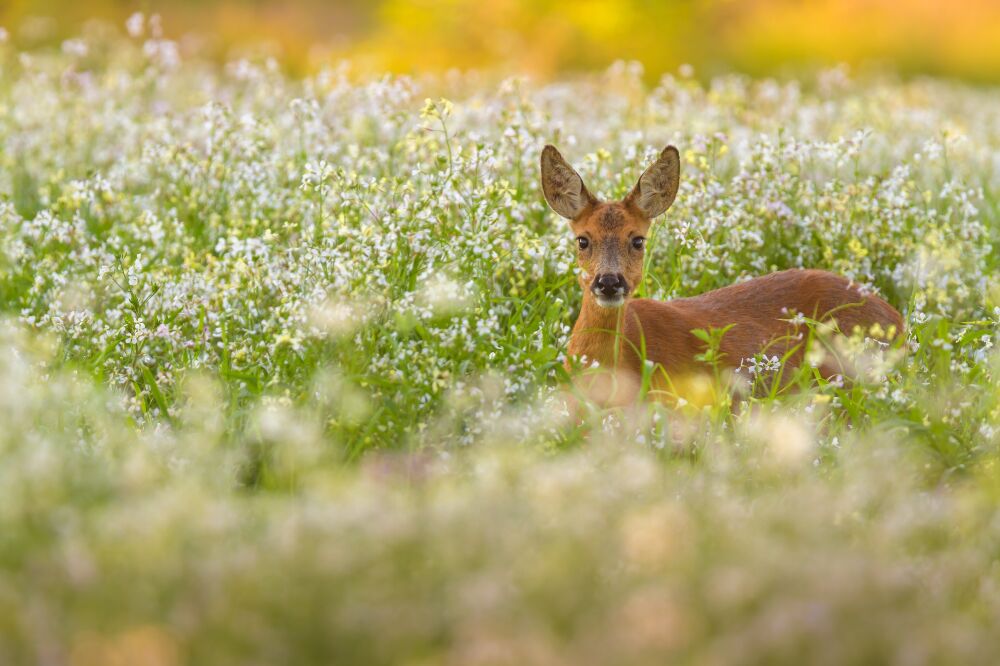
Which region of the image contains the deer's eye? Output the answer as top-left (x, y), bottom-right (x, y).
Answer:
top-left (577, 237), bottom-right (590, 250)
top-left (632, 237), bottom-right (645, 251)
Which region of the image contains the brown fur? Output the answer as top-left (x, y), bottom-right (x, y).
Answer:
top-left (542, 144), bottom-right (904, 406)
top-left (619, 269), bottom-right (902, 374)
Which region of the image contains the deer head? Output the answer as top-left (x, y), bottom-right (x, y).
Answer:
top-left (541, 144), bottom-right (680, 308)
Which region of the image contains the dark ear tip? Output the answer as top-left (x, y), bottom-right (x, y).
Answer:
top-left (662, 145), bottom-right (680, 158)
top-left (542, 144), bottom-right (559, 158)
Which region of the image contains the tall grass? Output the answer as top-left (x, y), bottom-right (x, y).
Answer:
top-left (0, 19), bottom-right (998, 664)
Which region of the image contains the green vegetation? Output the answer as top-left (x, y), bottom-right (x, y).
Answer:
top-left (0, 22), bottom-right (999, 664)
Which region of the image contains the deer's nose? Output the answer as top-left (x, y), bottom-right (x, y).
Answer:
top-left (593, 273), bottom-right (627, 297)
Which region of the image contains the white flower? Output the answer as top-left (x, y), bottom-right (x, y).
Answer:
top-left (126, 12), bottom-right (145, 37)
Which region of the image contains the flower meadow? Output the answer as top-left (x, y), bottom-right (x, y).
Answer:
top-left (3, 19), bottom-right (1000, 665)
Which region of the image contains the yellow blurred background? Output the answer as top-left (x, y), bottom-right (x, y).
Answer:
top-left (2, 0), bottom-right (1000, 81)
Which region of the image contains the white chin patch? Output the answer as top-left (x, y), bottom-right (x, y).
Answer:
top-left (595, 295), bottom-right (626, 308)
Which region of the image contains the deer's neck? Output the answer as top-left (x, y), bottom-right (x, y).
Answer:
top-left (568, 291), bottom-right (628, 367)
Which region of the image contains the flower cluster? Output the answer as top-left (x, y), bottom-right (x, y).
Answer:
top-left (2, 26), bottom-right (996, 452)
top-left (0, 20), bottom-right (999, 663)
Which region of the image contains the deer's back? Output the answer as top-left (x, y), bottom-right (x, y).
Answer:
top-left (623, 269), bottom-right (903, 373)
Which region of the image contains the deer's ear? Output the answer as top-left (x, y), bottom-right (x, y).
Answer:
top-left (540, 145), bottom-right (595, 220)
top-left (626, 145), bottom-right (680, 219)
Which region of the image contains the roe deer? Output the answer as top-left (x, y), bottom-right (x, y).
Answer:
top-left (540, 144), bottom-right (904, 405)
